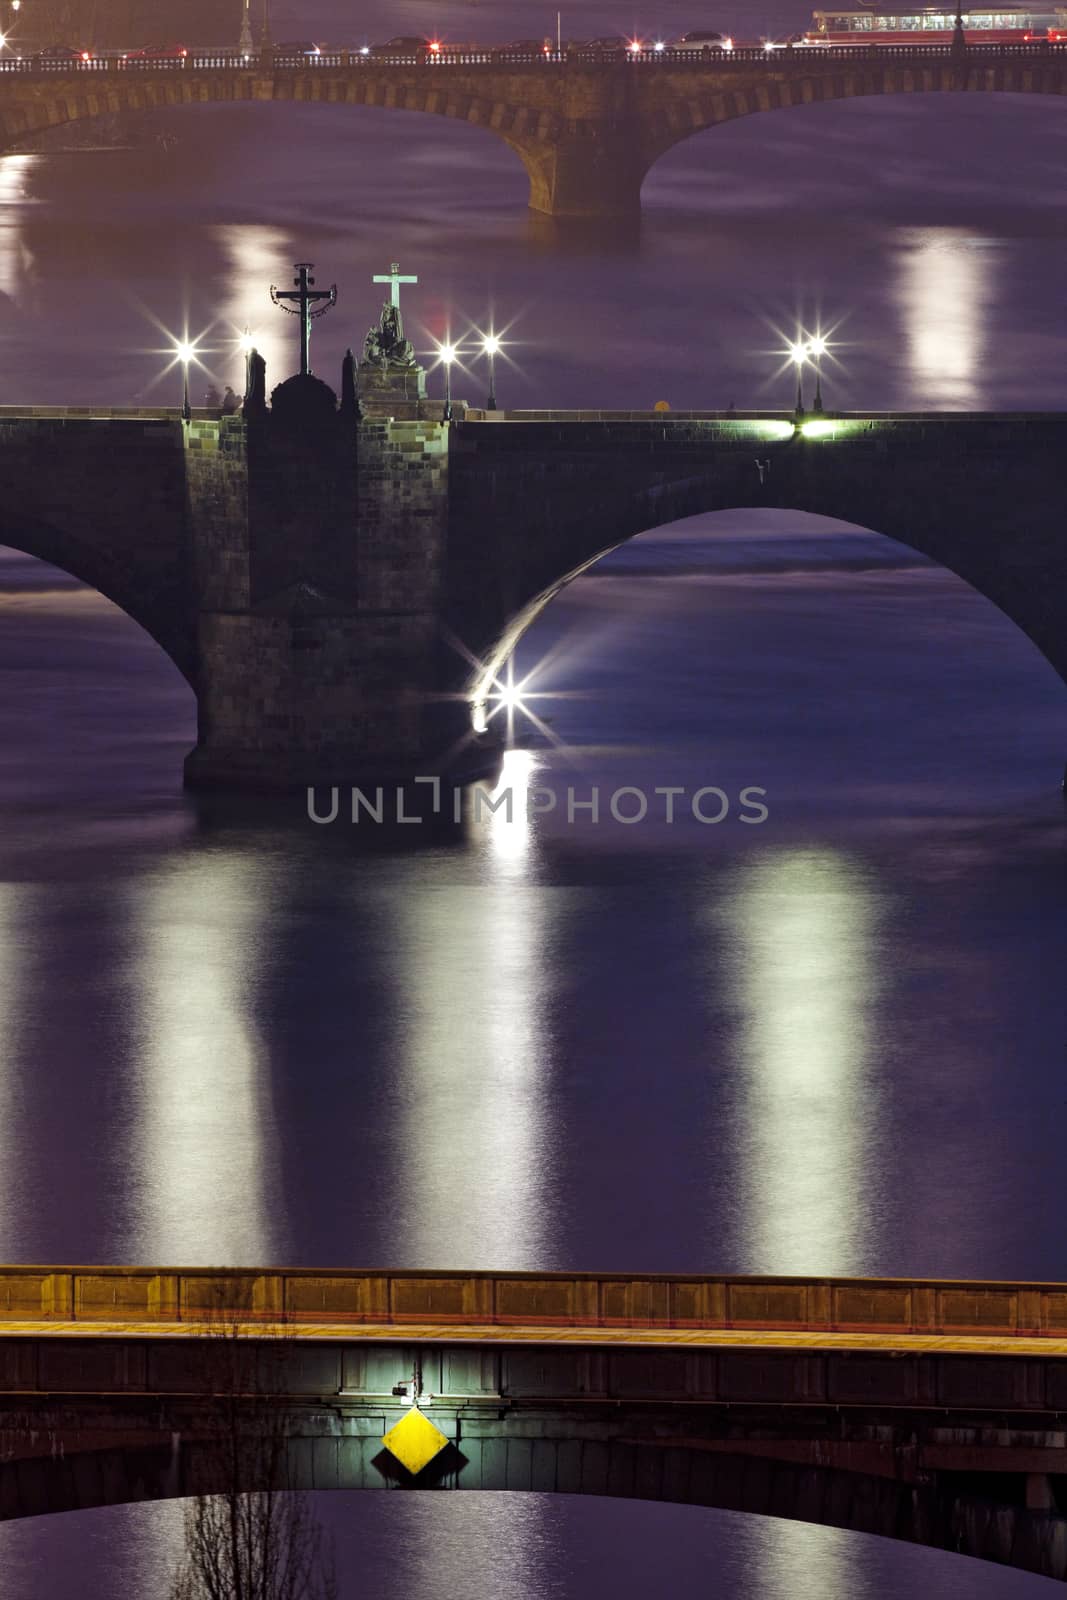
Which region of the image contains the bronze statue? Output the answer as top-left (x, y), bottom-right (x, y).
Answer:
top-left (363, 302), bottom-right (417, 369)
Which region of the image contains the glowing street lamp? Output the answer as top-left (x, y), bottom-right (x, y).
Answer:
top-left (787, 338), bottom-right (810, 414)
top-left (175, 338), bottom-right (197, 421)
top-left (438, 340), bottom-right (458, 421)
top-left (483, 333), bottom-right (500, 411)
top-left (807, 333), bottom-right (828, 412)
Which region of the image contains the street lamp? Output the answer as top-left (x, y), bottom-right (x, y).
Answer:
top-left (438, 341), bottom-right (458, 421)
top-left (953, 0), bottom-right (966, 50)
top-left (483, 333), bottom-right (500, 411)
top-left (807, 334), bottom-right (827, 412)
top-left (175, 338), bottom-right (197, 421)
top-left (788, 338), bottom-right (809, 415)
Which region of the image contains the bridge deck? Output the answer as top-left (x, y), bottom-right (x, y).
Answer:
top-left (3, 1317), bottom-right (1067, 1358)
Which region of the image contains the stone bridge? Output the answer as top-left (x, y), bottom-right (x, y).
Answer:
top-left (1, 1265), bottom-right (1067, 1581)
top-left (2, 45), bottom-right (1067, 215)
top-left (0, 400), bottom-right (1064, 790)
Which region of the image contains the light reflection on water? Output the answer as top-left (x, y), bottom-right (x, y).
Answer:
top-left (713, 849), bottom-right (886, 1275)
top-left (0, 154), bottom-right (37, 307)
top-left (383, 751), bottom-right (569, 1269)
top-left (125, 855), bottom-right (289, 1266)
top-left (212, 222), bottom-right (291, 395)
top-left (896, 228), bottom-right (996, 408)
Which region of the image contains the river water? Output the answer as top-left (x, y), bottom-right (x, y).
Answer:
top-left (0, 0), bottom-right (1065, 1592)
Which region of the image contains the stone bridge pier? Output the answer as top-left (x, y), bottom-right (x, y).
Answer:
top-left (182, 395), bottom-right (475, 791)
top-left (514, 128), bottom-right (650, 221)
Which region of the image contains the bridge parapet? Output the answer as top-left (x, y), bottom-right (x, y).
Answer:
top-left (2, 1265), bottom-right (1067, 1338)
top-left (4, 42), bottom-right (1067, 73)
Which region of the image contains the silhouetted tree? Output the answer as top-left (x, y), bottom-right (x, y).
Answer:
top-left (169, 1312), bottom-right (337, 1600)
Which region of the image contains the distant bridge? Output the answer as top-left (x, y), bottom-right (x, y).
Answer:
top-left (2, 43), bottom-right (1067, 215)
top-left (1, 1264), bottom-right (1067, 1580)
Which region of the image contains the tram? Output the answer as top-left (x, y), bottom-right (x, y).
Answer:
top-left (802, 6), bottom-right (1067, 42)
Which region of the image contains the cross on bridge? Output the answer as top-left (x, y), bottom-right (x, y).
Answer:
top-left (270, 261), bottom-right (337, 377)
top-left (373, 262), bottom-right (417, 310)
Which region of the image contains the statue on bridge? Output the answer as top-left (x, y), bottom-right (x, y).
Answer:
top-left (358, 261), bottom-right (426, 413)
top-left (363, 302), bottom-right (417, 369)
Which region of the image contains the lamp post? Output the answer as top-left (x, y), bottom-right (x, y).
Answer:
top-left (240, 0), bottom-right (253, 55)
top-left (175, 339), bottom-right (196, 422)
top-left (807, 334), bottom-right (827, 412)
top-left (788, 339), bottom-right (809, 416)
top-left (439, 341), bottom-right (457, 421)
top-left (953, 0), bottom-right (966, 52)
top-left (483, 333), bottom-right (500, 411)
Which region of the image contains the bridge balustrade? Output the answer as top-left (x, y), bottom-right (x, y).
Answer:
top-left (1, 40), bottom-right (1067, 75)
top-left (2, 1265), bottom-right (1067, 1337)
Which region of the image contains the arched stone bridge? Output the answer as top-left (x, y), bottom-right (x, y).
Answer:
top-left (2, 45), bottom-right (1067, 215)
top-left (1, 1264), bottom-right (1067, 1581)
top-left (0, 402), bottom-right (1064, 790)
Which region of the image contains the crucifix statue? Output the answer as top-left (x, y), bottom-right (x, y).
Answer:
top-left (270, 262), bottom-right (337, 377)
top-left (373, 261), bottom-right (417, 310)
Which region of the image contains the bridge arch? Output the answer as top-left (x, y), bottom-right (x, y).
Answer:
top-left (0, 67), bottom-right (559, 163)
top-left (0, 508), bottom-right (197, 687)
top-left (636, 57), bottom-right (1067, 170)
top-left (454, 435), bottom-right (1067, 726)
top-left (1, 1423), bottom-right (1063, 1582)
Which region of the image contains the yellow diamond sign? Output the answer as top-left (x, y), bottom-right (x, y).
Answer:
top-left (381, 1406), bottom-right (449, 1475)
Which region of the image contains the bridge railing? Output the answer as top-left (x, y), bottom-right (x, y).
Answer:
top-left (2, 41), bottom-right (1067, 74)
top-left (1, 1266), bottom-right (1066, 1336)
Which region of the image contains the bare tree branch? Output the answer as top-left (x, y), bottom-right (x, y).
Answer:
top-left (169, 1300), bottom-right (338, 1600)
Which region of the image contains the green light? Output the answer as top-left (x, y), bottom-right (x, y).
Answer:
top-left (725, 420), bottom-right (795, 440)
top-left (800, 419), bottom-right (838, 439)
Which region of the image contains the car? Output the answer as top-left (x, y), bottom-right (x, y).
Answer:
top-left (670, 30), bottom-right (729, 49)
top-left (367, 35), bottom-right (436, 56)
top-left (582, 34), bottom-right (632, 50)
top-left (31, 43), bottom-right (93, 63)
top-left (273, 40), bottom-right (322, 56)
top-left (123, 43), bottom-right (188, 60)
